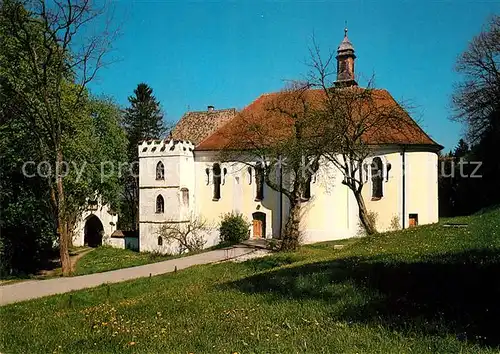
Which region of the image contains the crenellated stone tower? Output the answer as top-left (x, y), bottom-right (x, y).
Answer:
top-left (138, 139), bottom-right (195, 253)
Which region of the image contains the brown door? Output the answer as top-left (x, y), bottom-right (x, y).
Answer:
top-left (409, 214), bottom-right (418, 227)
top-left (253, 219), bottom-right (263, 238)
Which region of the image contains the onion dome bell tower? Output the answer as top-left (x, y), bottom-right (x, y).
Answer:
top-left (335, 27), bottom-right (358, 87)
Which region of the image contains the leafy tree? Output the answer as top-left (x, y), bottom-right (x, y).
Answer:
top-left (0, 0), bottom-right (113, 275)
top-left (122, 83), bottom-right (166, 230)
top-left (89, 97), bottom-right (128, 208)
top-left (0, 118), bottom-right (56, 275)
top-left (0, 87), bottom-right (126, 274)
top-left (63, 96), bottom-right (128, 245)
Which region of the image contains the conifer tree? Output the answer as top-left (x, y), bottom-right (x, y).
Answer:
top-left (123, 83), bottom-right (166, 159)
top-left (122, 83), bottom-right (166, 230)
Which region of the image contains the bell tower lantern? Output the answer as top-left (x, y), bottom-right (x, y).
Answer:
top-left (335, 27), bottom-right (358, 87)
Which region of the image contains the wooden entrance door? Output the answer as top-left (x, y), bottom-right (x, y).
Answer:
top-left (252, 212), bottom-right (266, 239)
top-left (253, 219), bottom-right (263, 238)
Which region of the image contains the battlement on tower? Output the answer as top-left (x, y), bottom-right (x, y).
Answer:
top-left (138, 139), bottom-right (195, 157)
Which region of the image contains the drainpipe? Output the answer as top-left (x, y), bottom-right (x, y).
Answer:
top-left (401, 146), bottom-right (406, 229)
top-left (279, 156), bottom-right (283, 238)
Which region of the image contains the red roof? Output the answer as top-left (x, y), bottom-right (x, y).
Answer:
top-left (196, 88), bottom-right (440, 151)
top-left (172, 108), bottom-right (236, 144)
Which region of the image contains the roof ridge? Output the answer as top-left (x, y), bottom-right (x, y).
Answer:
top-left (184, 107), bottom-right (236, 115)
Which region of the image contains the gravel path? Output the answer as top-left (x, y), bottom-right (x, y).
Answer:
top-left (0, 245), bottom-right (261, 306)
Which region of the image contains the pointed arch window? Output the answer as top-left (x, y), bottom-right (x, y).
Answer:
top-left (156, 194), bottom-right (164, 213)
top-left (247, 167), bottom-right (253, 185)
top-left (371, 157), bottom-right (383, 200)
top-left (213, 163), bottom-right (221, 200)
top-left (157, 236), bottom-right (163, 246)
top-left (255, 162), bottom-right (264, 201)
top-left (156, 161), bottom-right (165, 180)
top-left (181, 188), bottom-right (189, 207)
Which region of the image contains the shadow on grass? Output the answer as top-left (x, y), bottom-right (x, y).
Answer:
top-left (226, 249), bottom-right (500, 347)
top-left (240, 253), bottom-right (305, 273)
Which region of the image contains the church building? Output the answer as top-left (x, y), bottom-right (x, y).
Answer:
top-left (137, 30), bottom-right (442, 254)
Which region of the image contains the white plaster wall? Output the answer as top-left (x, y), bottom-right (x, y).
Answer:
top-left (104, 237), bottom-right (139, 251)
top-left (361, 149), bottom-right (439, 232)
top-left (137, 141), bottom-right (439, 253)
top-left (362, 150), bottom-right (404, 232)
top-left (138, 140), bottom-right (196, 253)
top-left (404, 151), bottom-right (439, 226)
top-left (300, 160), bottom-right (361, 243)
top-left (73, 202), bottom-right (118, 247)
top-left (139, 223), bottom-right (219, 255)
top-left (105, 237), bottom-right (125, 249)
top-left (194, 151), bottom-right (280, 240)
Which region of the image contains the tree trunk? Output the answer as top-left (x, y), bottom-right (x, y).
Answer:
top-left (56, 149), bottom-right (71, 276)
top-left (353, 190), bottom-right (377, 235)
top-left (281, 193), bottom-right (302, 251)
top-left (66, 217), bottom-right (75, 248)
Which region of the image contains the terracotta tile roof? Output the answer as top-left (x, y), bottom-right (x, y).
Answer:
top-left (171, 108), bottom-right (236, 145)
top-left (196, 88), bottom-right (441, 151)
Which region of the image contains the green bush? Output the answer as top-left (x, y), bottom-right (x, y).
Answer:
top-left (219, 212), bottom-right (250, 243)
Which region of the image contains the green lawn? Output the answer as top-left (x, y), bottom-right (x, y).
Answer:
top-left (74, 242), bottom-right (235, 276)
top-left (1, 208), bottom-right (499, 353)
top-left (73, 246), bottom-right (173, 276)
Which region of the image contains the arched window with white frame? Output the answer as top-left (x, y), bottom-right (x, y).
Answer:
top-left (255, 162), bottom-right (264, 200)
top-left (213, 163), bottom-right (221, 200)
top-left (247, 167), bottom-right (253, 185)
top-left (156, 161), bottom-right (165, 180)
top-left (156, 194), bottom-right (164, 213)
top-left (371, 157), bottom-right (383, 200)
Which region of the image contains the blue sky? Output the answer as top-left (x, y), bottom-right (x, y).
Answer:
top-left (89, 0), bottom-right (499, 152)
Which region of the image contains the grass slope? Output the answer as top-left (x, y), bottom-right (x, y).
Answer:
top-left (74, 242), bottom-right (235, 276)
top-left (73, 247), bottom-right (172, 276)
top-left (1, 208), bottom-right (499, 353)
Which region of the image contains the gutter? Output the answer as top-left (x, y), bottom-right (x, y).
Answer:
top-left (401, 145), bottom-right (407, 229)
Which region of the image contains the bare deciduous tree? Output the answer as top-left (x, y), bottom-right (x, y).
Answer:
top-left (157, 215), bottom-right (211, 254)
top-left (307, 42), bottom-right (413, 235)
top-left (220, 82), bottom-right (321, 250)
top-left (452, 15), bottom-right (500, 143)
top-left (218, 37), bottom-right (418, 242)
